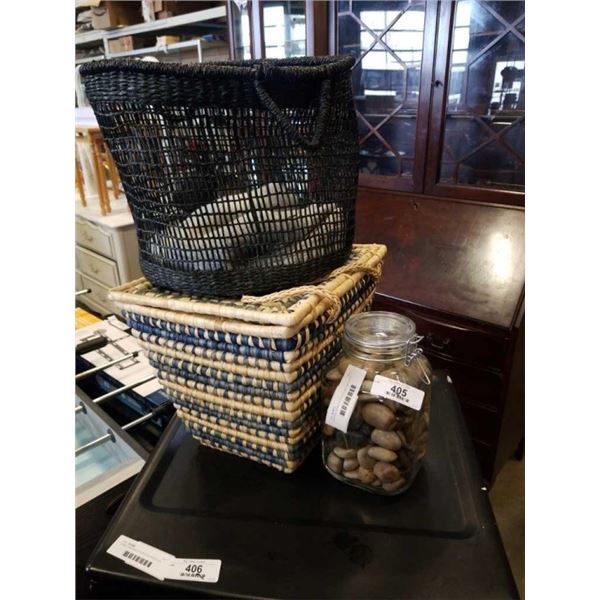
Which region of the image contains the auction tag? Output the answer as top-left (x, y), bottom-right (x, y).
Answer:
top-left (370, 375), bottom-right (425, 411)
top-left (107, 535), bottom-right (173, 581)
top-left (325, 365), bottom-right (367, 432)
top-left (106, 535), bottom-right (221, 583)
top-left (161, 558), bottom-right (222, 583)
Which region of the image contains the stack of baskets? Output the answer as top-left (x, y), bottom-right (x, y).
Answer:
top-left (109, 244), bottom-right (386, 472)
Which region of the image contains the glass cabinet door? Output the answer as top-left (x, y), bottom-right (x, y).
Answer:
top-left (261, 1), bottom-right (307, 58)
top-left (334, 0), bottom-right (435, 192)
top-left (228, 0), bottom-right (253, 60)
top-left (229, 1), bottom-right (313, 60)
top-left (427, 0), bottom-right (525, 202)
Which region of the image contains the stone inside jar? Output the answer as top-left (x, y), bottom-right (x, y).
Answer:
top-left (323, 355), bottom-right (431, 494)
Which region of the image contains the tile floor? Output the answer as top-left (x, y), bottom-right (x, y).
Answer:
top-left (489, 458), bottom-right (525, 598)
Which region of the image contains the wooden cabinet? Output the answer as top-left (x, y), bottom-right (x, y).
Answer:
top-left (330, 0), bottom-right (525, 207)
top-left (228, 1), bottom-right (525, 206)
top-left (75, 203), bottom-right (143, 317)
top-left (354, 192), bottom-right (524, 483)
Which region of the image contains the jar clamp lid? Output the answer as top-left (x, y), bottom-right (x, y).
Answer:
top-left (343, 311), bottom-right (426, 371)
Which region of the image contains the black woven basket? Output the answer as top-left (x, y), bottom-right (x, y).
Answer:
top-left (80, 56), bottom-right (358, 297)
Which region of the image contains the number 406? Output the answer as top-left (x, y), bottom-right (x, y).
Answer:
top-left (185, 564), bottom-right (203, 574)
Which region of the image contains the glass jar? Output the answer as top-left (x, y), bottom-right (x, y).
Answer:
top-left (322, 312), bottom-right (432, 495)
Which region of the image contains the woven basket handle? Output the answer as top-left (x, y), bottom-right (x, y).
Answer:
top-left (254, 75), bottom-right (332, 150)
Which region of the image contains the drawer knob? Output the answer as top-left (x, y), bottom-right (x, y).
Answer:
top-left (90, 264), bottom-right (100, 274)
top-left (426, 334), bottom-right (450, 350)
top-left (83, 232), bottom-right (94, 242)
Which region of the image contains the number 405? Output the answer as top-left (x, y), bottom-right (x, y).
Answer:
top-left (389, 385), bottom-right (407, 398)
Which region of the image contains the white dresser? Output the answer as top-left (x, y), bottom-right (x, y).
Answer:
top-left (75, 196), bottom-right (142, 316)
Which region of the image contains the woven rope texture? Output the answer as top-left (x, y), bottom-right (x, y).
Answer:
top-left (80, 57), bottom-right (358, 297)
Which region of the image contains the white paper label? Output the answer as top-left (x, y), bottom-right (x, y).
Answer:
top-left (107, 535), bottom-right (172, 581)
top-left (106, 535), bottom-right (221, 583)
top-left (161, 559), bottom-right (222, 583)
top-left (325, 365), bottom-right (367, 432)
top-left (370, 375), bottom-right (425, 411)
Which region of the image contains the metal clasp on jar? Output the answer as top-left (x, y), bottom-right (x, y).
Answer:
top-left (403, 335), bottom-right (431, 385)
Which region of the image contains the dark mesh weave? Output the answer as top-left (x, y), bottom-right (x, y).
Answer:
top-left (80, 57), bottom-right (358, 297)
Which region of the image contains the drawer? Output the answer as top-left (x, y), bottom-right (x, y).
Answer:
top-left (459, 401), bottom-right (501, 448)
top-left (76, 246), bottom-right (120, 288)
top-left (75, 270), bottom-right (84, 293)
top-left (373, 296), bottom-right (509, 370)
top-left (428, 354), bottom-right (504, 411)
top-left (75, 218), bottom-right (115, 259)
top-left (79, 272), bottom-right (118, 316)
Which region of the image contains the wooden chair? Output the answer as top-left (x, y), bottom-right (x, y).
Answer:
top-left (75, 127), bottom-right (122, 215)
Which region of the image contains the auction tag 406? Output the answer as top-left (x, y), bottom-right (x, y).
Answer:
top-left (369, 375), bottom-right (425, 411)
top-left (161, 559), bottom-right (222, 583)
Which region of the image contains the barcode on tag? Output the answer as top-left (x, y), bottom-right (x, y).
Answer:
top-left (123, 551), bottom-right (152, 568)
top-left (107, 535), bottom-right (168, 580)
top-left (325, 365), bottom-right (367, 432)
top-left (340, 384), bottom-right (357, 417)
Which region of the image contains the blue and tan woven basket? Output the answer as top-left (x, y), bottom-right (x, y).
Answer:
top-left (109, 244), bottom-right (387, 473)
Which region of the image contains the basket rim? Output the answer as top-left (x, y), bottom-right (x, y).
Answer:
top-left (109, 245), bottom-right (385, 331)
top-left (79, 55), bottom-right (355, 80)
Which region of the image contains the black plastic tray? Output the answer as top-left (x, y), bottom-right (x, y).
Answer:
top-left (85, 372), bottom-right (518, 599)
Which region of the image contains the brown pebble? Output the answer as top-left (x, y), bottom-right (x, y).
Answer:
top-left (335, 431), bottom-right (369, 449)
top-left (343, 469), bottom-right (360, 480)
top-left (323, 424), bottom-right (335, 437)
top-left (416, 431), bottom-right (429, 448)
top-left (383, 478), bottom-right (406, 493)
top-left (343, 458), bottom-right (359, 471)
top-left (396, 403), bottom-right (414, 416)
top-left (407, 418), bottom-right (425, 442)
top-left (357, 446), bottom-right (377, 469)
top-left (373, 462), bottom-right (402, 483)
top-left (326, 452), bottom-right (343, 474)
top-left (326, 368), bottom-right (342, 381)
top-left (348, 409), bottom-right (363, 430)
top-left (396, 448), bottom-right (413, 472)
top-left (333, 447), bottom-right (357, 459)
top-left (337, 357), bottom-right (353, 375)
top-left (368, 447), bottom-right (398, 462)
top-left (360, 380), bottom-right (375, 394)
top-left (395, 429), bottom-right (408, 446)
top-left (383, 399), bottom-right (400, 412)
top-left (358, 467), bottom-right (376, 484)
top-left (362, 403), bottom-right (396, 430)
top-left (371, 478), bottom-right (382, 487)
top-left (384, 365), bottom-right (421, 388)
top-left (371, 429), bottom-right (402, 451)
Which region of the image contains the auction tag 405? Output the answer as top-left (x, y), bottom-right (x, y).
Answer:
top-left (369, 375), bottom-right (425, 411)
